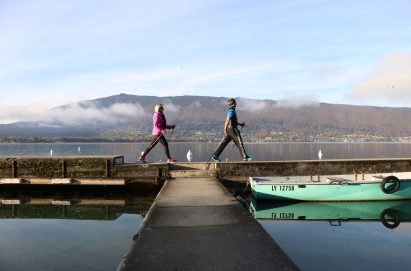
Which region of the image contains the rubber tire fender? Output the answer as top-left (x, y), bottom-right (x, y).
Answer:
top-left (380, 176), bottom-right (400, 194)
top-left (380, 209), bottom-right (400, 229)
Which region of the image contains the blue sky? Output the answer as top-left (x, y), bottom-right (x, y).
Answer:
top-left (0, 0), bottom-right (411, 124)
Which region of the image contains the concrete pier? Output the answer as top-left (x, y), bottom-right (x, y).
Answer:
top-left (3, 156), bottom-right (411, 186)
top-left (117, 177), bottom-right (300, 271)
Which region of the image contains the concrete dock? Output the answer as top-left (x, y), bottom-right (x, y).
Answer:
top-left (117, 177), bottom-right (300, 271)
top-left (3, 156), bottom-right (411, 186)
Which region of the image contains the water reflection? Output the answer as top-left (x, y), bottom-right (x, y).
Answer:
top-left (250, 199), bottom-right (411, 229)
top-left (0, 200), bottom-right (148, 220)
top-left (0, 186), bottom-right (157, 271)
top-left (0, 185), bottom-right (157, 219)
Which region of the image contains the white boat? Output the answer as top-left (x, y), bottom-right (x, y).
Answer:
top-left (248, 172), bottom-right (411, 201)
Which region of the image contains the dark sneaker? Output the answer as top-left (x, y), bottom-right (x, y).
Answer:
top-left (243, 156), bottom-right (253, 161)
top-left (167, 158), bottom-right (177, 163)
top-left (211, 155), bottom-right (221, 162)
top-left (138, 156), bottom-right (147, 163)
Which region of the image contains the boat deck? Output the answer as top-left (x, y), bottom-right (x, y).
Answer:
top-left (250, 172), bottom-right (411, 185)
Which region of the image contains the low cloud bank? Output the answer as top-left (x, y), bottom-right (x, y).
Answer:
top-left (162, 100), bottom-right (180, 112)
top-left (0, 102), bottom-right (149, 126)
top-left (228, 96), bottom-right (319, 113)
top-left (275, 94), bottom-right (320, 107)
top-left (237, 98), bottom-right (268, 112)
top-left (0, 96), bottom-right (321, 125)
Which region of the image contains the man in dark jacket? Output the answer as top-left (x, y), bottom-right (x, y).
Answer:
top-left (212, 98), bottom-right (253, 162)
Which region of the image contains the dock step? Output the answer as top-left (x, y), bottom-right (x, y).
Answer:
top-left (2, 199), bottom-right (22, 204)
top-left (0, 178), bottom-right (125, 185)
top-left (169, 169), bottom-right (216, 178)
top-left (168, 162), bottom-right (215, 170)
top-left (0, 198), bottom-right (125, 206)
top-left (2, 178), bottom-right (23, 184)
top-left (52, 178), bottom-right (73, 184)
top-left (52, 200), bottom-right (72, 205)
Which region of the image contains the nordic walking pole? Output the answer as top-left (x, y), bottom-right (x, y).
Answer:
top-left (203, 143), bottom-right (221, 170)
top-left (225, 126), bottom-right (243, 161)
top-left (159, 128), bottom-right (174, 162)
top-left (203, 133), bottom-right (227, 169)
top-left (225, 143), bottom-right (236, 162)
top-left (203, 152), bottom-right (215, 170)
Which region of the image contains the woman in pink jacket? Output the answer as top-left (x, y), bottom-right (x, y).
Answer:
top-left (139, 103), bottom-right (177, 163)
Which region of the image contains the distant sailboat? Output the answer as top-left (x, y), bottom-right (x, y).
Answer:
top-left (187, 149), bottom-right (193, 162)
top-left (318, 150), bottom-right (322, 160)
top-left (78, 147), bottom-right (81, 152)
top-left (50, 149), bottom-right (53, 156)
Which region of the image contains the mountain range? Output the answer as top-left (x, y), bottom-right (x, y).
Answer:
top-left (2, 94), bottom-right (411, 142)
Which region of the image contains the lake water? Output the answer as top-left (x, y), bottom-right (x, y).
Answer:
top-left (251, 200), bottom-right (411, 271)
top-left (1, 142), bottom-right (411, 270)
top-left (0, 184), bottom-right (158, 271)
top-left (2, 141), bottom-right (411, 162)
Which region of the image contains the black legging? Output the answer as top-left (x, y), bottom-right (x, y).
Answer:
top-left (214, 127), bottom-right (247, 158)
top-left (141, 134), bottom-right (171, 159)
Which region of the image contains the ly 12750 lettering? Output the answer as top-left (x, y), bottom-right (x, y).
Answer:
top-left (272, 185), bottom-right (295, 191)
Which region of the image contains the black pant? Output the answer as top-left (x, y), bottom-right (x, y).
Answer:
top-left (142, 135), bottom-right (171, 159)
top-left (214, 127), bottom-right (247, 158)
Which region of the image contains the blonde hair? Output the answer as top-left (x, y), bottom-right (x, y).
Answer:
top-left (154, 103), bottom-right (163, 112)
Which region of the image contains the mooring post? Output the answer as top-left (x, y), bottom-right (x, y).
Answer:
top-left (11, 160), bottom-right (17, 177)
top-left (61, 160), bottom-right (67, 178)
top-left (106, 159), bottom-right (111, 177)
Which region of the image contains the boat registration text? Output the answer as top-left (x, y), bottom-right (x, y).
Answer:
top-left (272, 185), bottom-right (295, 191)
top-left (272, 213), bottom-right (294, 219)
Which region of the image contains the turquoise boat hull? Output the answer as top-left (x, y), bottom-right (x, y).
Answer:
top-left (249, 172), bottom-right (411, 201)
top-left (250, 199), bottom-right (411, 228)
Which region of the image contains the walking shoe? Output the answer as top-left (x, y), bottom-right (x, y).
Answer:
top-left (138, 156), bottom-right (147, 163)
top-left (243, 156), bottom-right (253, 161)
top-left (211, 155), bottom-right (221, 162)
top-left (167, 158), bottom-right (177, 163)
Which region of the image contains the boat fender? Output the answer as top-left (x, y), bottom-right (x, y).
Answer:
top-left (380, 176), bottom-right (400, 194)
top-left (380, 209), bottom-right (400, 229)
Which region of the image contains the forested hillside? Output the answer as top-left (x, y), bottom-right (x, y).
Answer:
top-left (1, 94), bottom-right (411, 142)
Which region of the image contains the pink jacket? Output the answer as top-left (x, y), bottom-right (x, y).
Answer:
top-left (152, 112), bottom-right (173, 135)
